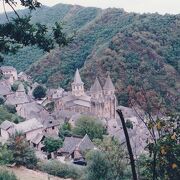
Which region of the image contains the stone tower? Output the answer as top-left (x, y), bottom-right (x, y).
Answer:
top-left (72, 69), bottom-right (85, 97)
top-left (16, 83), bottom-right (26, 97)
top-left (103, 74), bottom-right (116, 119)
top-left (90, 77), bottom-right (104, 117)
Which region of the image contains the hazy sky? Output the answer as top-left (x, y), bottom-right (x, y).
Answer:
top-left (0, 0), bottom-right (180, 14)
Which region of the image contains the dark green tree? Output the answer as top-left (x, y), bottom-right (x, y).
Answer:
top-left (0, 170), bottom-right (17, 180)
top-left (73, 116), bottom-right (107, 140)
top-left (7, 133), bottom-right (37, 169)
top-left (43, 137), bottom-right (63, 153)
top-left (0, 0), bottom-right (70, 62)
top-left (32, 85), bottom-right (46, 99)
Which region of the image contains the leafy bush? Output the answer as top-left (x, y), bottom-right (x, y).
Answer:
top-left (0, 97), bottom-right (5, 105)
top-left (7, 133), bottom-right (37, 169)
top-left (43, 137), bottom-right (63, 153)
top-left (32, 85), bottom-right (46, 99)
top-left (59, 122), bottom-right (72, 140)
top-left (0, 144), bottom-right (13, 165)
top-left (73, 116), bottom-right (107, 140)
top-left (4, 104), bottom-right (17, 114)
top-left (11, 82), bottom-right (19, 92)
top-left (0, 169), bottom-right (17, 180)
top-left (38, 160), bottom-right (82, 179)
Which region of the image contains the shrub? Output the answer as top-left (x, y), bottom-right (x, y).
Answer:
top-left (43, 137), bottom-right (63, 153)
top-left (38, 160), bottom-right (82, 179)
top-left (73, 116), bottom-right (107, 140)
top-left (0, 96), bottom-right (5, 105)
top-left (8, 133), bottom-right (37, 169)
top-left (4, 104), bottom-right (16, 114)
top-left (0, 144), bottom-right (13, 165)
top-left (0, 169), bottom-right (17, 180)
top-left (32, 85), bottom-right (46, 99)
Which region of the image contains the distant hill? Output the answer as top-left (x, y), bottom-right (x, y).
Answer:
top-left (1, 4), bottom-right (180, 110)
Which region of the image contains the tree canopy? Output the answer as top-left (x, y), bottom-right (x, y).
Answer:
top-left (73, 116), bottom-right (107, 140)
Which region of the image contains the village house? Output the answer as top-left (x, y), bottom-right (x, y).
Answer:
top-left (5, 83), bottom-right (30, 108)
top-left (0, 66), bottom-right (18, 84)
top-left (0, 118), bottom-right (44, 141)
top-left (58, 134), bottom-right (95, 165)
top-left (0, 79), bottom-right (12, 97)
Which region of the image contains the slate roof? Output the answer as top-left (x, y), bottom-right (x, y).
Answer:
top-left (0, 80), bottom-right (12, 96)
top-left (73, 69), bottom-right (83, 84)
top-left (60, 136), bottom-right (81, 153)
top-left (17, 83), bottom-right (25, 92)
top-left (59, 134), bottom-right (94, 154)
top-left (103, 74), bottom-right (115, 91)
top-left (31, 133), bottom-right (44, 144)
top-left (42, 115), bottom-right (61, 129)
top-left (53, 110), bottom-right (79, 120)
top-left (0, 120), bottom-right (15, 130)
top-left (90, 77), bottom-right (102, 92)
top-left (6, 90), bottom-right (30, 105)
top-left (0, 66), bottom-right (16, 72)
top-left (15, 118), bottom-right (43, 133)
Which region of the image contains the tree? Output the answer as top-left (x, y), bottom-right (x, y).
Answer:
top-left (0, 144), bottom-right (13, 165)
top-left (4, 104), bottom-right (17, 114)
top-left (116, 109), bottom-right (138, 180)
top-left (7, 133), bottom-right (37, 169)
top-left (93, 136), bottom-right (127, 179)
top-left (32, 85), bottom-right (46, 99)
top-left (43, 137), bottom-right (63, 153)
top-left (85, 150), bottom-right (109, 180)
top-left (59, 122), bottom-right (72, 140)
top-left (0, 0), bottom-right (70, 62)
top-left (0, 170), bottom-right (17, 180)
top-left (0, 96), bottom-right (5, 105)
top-left (73, 116), bottom-right (107, 140)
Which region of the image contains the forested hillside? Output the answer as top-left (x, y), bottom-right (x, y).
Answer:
top-left (1, 4), bottom-right (180, 110)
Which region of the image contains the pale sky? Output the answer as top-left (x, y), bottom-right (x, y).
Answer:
top-left (0, 0), bottom-right (180, 14)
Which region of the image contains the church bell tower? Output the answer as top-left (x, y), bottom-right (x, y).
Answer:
top-left (72, 69), bottom-right (84, 97)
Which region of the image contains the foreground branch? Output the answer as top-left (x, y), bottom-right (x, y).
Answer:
top-left (116, 108), bottom-right (138, 180)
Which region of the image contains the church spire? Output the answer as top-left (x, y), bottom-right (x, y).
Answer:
top-left (72, 69), bottom-right (84, 97)
top-left (73, 69), bottom-right (83, 84)
top-left (103, 74), bottom-right (115, 91)
top-left (90, 77), bottom-right (102, 93)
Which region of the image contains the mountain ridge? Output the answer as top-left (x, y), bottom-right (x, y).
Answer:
top-left (1, 3), bottom-right (180, 110)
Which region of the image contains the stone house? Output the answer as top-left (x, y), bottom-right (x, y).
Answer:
top-left (0, 66), bottom-right (18, 84)
top-left (0, 118), bottom-right (44, 141)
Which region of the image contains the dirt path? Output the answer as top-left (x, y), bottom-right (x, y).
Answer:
top-left (3, 166), bottom-right (71, 180)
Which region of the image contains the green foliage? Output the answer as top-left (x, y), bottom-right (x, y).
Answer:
top-left (0, 97), bottom-right (5, 105)
top-left (7, 133), bottom-right (37, 169)
top-left (143, 114), bottom-right (180, 179)
top-left (85, 150), bottom-right (109, 180)
top-left (43, 137), bottom-right (63, 153)
top-left (59, 122), bottom-right (72, 140)
top-left (38, 160), bottom-right (82, 179)
top-left (4, 104), bottom-right (17, 114)
top-left (0, 144), bottom-right (13, 165)
top-left (32, 85), bottom-right (46, 99)
top-left (0, 169), bottom-right (17, 180)
top-left (125, 119), bottom-right (133, 129)
top-left (73, 116), bottom-right (107, 140)
top-left (11, 82), bottom-right (20, 92)
top-left (91, 137), bottom-right (127, 180)
top-left (1, 5), bottom-right (180, 109)
top-left (0, 105), bottom-right (23, 124)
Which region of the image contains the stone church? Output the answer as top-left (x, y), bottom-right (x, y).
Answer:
top-left (56, 69), bottom-right (117, 120)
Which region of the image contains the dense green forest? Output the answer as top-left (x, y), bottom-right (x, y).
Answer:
top-left (1, 4), bottom-right (180, 110)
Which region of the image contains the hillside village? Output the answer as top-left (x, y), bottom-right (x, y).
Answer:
top-left (0, 65), bottom-right (150, 164)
